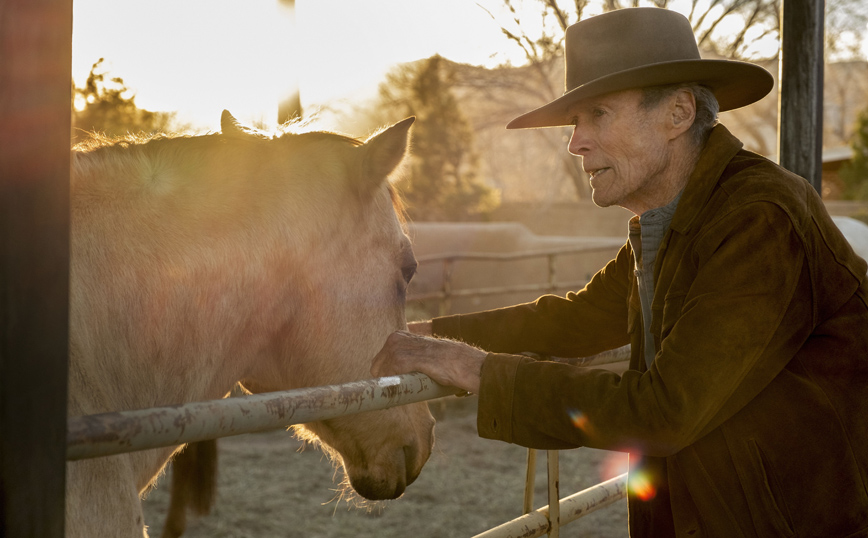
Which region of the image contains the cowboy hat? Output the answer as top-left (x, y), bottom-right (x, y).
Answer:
top-left (506, 7), bottom-right (774, 129)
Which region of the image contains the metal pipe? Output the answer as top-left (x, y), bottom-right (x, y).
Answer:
top-left (546, 450), bottom-right (560, 538)
top-left (473, 473), bottom-right (628, 538)
top-left (67, 373), bottom-right (458, 461)
top-left (410, 279), bottom-right (592, 302)
top-left (523, 449), bottom-right (538, 514)
top-left (415, 242), bottom-right (624, 264)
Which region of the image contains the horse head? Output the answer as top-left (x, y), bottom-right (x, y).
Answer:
top-left (225, 112), bottom-right (435, 500)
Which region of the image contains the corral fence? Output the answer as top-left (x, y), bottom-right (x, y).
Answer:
top-left (67, 367), bottom-right (630, 538)
top-left (408, 243), bottom-right (624, 317)
top-left (67, 244), bottom-right (633, 537)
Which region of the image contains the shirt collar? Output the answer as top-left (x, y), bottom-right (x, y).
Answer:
top-left (670, 124), bottom-right (744, 235)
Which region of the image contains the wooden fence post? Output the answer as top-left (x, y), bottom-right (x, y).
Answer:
top-left (0, 0), bottom-right (73, 535)
top-left (778, 0), bottom-right (824, 193)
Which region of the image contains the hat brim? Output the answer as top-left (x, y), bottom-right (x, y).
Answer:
top-left (506, 59), bottom-right (774, 129)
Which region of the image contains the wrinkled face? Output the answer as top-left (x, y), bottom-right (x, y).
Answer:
top-left (567, 89), bottom-right (673, 214)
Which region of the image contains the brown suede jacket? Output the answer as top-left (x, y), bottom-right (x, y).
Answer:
top-left (432, 125), bottom-right (868, 538)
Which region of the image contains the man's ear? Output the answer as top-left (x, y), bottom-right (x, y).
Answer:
top-left (670, 89), bottom-right (696, 138)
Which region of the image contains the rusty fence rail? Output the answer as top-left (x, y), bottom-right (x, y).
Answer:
top-left (67, 349), bottom-right (632, 537)
top-left (408, 242), bottom-right (623, 316)
top-left (67, 372), bottom-right (459, 461)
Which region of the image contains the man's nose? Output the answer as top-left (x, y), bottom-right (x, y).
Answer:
top-left (568, 125), bottom-right (591, 156)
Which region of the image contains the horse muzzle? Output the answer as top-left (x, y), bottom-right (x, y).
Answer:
top-left (347, 441), bottom-right (430, 500)
top-left (346, 406), bottom-right (435, 500)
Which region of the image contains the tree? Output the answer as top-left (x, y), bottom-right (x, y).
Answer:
top-left (473, 0), bottom-right (867, 199)
top-left (482, 0), bottom-right (866, 64)
top-left (72, 59), bottom-right (180, 142)
top-left (839, 105), bottom-right (868, 200)
top-left (377, 56), bottom-right (500, 221)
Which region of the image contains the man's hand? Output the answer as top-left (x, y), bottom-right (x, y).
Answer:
top-left (372, 331), bottom-right (486, 394)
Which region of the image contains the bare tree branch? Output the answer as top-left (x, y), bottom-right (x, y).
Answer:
top-left (544, 0), bottom-right (572, 30)
top-left (726, 2), bottom-right (763, 57)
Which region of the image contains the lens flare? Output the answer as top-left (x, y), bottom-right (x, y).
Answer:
top-left (599, 451), bottom-right (629, 481)
top-left (568, 409), bottom-right (589, 429)
top-left (628, 470), bottom-right (657, 501)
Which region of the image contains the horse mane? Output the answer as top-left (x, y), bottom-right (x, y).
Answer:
top-left (72, 123), bottom-right (364, 153)
top-left (71, 125), bottom-right (408, 224)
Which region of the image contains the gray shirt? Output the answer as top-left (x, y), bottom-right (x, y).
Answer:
top-left (627, 191), bottom-right (683, 368)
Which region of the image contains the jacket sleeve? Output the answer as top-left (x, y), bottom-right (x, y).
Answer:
top-left (475, 202), bottom-right (817, 454)
top-left (431, 241), bottom-right (633, 358)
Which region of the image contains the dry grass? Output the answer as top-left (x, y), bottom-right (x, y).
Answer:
top-left (142, 397), bottom-right (628, 537)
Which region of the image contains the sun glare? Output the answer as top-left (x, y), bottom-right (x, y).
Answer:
top-left (71, 0), bottom-right (510, 132)
top-left (73, 0), bottom-right (291, 131)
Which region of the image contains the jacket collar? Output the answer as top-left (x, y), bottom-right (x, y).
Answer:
top-left (670, 124), bottom-right (744, 234)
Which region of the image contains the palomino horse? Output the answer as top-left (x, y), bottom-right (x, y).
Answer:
top-left (67, 112), bottom-right (435, 537)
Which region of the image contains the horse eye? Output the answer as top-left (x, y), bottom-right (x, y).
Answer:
top-left (402, 260), bottom-right (417, 284)
top-left (399, 240), bottom-right (417, 286)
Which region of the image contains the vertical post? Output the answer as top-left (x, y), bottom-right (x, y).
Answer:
top-left (547, 450), bottom-right (560, 538)
top-left (778, 0), bottom-right (824, 193)
top-left (523, 448), bottom-right (537, 514)
top-left (547, 254), bottom-right (557, 293)
top-left (0, 0), bottom-right (72, 535)
top-left (440, 259), bottom-right (453, 317)
top-left (277, 0), bottom-right (302, 124)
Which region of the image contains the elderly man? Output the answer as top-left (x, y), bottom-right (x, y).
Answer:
top-left (374, 7), bottom-right (868, 538)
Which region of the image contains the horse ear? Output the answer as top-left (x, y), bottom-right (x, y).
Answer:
top-left (359, 117), bottom-right (415, 190)
top-left (221, 110), bottom-right (268, 140)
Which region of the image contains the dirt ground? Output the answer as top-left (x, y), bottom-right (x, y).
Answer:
top-left (141, 397), bottom-right (628, 538)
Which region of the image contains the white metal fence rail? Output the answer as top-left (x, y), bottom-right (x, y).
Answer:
top-left (67, 373), bottom-right (457, 461)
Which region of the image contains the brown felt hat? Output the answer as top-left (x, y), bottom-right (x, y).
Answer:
top-left (506, 7), bottom-right (774, 129)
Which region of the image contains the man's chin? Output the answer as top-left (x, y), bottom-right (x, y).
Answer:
top-left (590, 191), bottom-right (611, 208)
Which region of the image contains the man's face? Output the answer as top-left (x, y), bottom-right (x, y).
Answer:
top-left (567, 89), bottom-right (674, 214)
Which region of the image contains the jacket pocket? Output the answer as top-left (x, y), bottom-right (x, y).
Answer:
top-left (743, 439), bottom-right (795, 537)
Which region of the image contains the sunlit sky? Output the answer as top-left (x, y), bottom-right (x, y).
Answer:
top-left (72, 1), bottom-right (868, 133)
top-left (72, 0), bottom-right (523, 131)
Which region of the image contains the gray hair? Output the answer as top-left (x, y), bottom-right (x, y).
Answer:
top-left (640, 83), bottom-right (719, 147)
